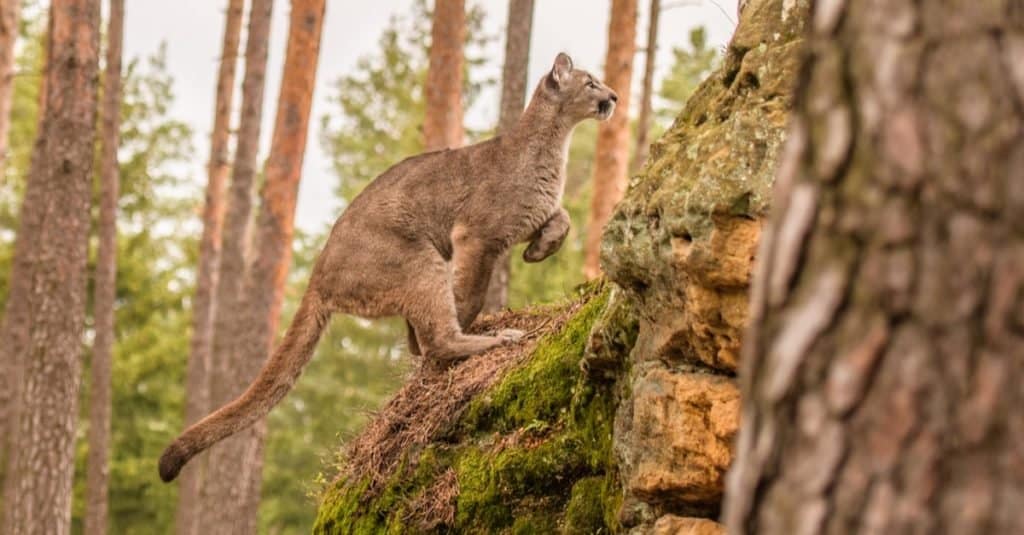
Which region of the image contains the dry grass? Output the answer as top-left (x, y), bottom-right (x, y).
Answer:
top-left (335, 300), bottom-right (583, 492)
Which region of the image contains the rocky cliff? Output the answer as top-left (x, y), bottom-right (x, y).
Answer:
top-left (313, 0), bottom-right (806, 532)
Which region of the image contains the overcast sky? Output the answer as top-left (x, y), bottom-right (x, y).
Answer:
top-left (123, 0), bottom-right (738, 232)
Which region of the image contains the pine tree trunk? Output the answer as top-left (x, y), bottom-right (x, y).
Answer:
top-left (482, 0), bottom-right (534, 314)
top-left (0, 0), bottom-right (20, 177)
top-left (423, 0), bottom-right (464, 151)
top-left (83, 1), bottom-right (122, 533)
top-left (724, 2), bottom-right (1024, 533)
top-left (584, 0), bottom-right (636, 279)
top-left (0, 0), bottom-right (100, 533)
top-left (199, 0), bottom-right (274, 530)
top-left (175, 1), bottom-right (244, 533)
top-left (630, 0), bottom-right (658, 174)
top-left (228, 4), bottom-right (326, 527)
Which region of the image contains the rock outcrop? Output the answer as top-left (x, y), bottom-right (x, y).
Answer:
top-left (602, 0), bottom-right (806, 530)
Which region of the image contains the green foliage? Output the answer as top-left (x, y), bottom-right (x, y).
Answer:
top-left (319, 0), bottom-right (494, 200)
top-left (657, 26), bottom-right (719, 127)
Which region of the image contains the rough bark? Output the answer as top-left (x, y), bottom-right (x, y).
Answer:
top-left (423, 0), bottom-right (465, 151)
top-left (83, 1), bottom-right (123, 533)
top-left (175, 1), bottom-right (244, 533)
top-left (227, 1), bottom-right (325, 530)
top-left (0, 0), bottom-right (100, 533)
top-left (630, 0), bottom-right (659, 174)
top-left (483, 0), bottom-right (534, 314)
top-left (725, 1), bottom-right (1024, 533)
top-left (199, 0), bottom-right (273, 529)
top-left (0, 0), bottom-right (20, 176)
top-left (584, 0), bottom-right (637, 279)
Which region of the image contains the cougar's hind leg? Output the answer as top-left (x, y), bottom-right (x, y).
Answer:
top-left (401, 250), bottom-right (521, 363)
top-left (451, 232), bottom-right (501, 330)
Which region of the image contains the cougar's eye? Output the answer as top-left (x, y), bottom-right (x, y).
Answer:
top-left (587, 81), bottom-right (599, 90)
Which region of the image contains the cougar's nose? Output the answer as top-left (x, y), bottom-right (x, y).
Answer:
top-left (609, 91), bottom-right (619, 103)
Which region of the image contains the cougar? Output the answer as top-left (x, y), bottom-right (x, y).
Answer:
top-left (159, 53), bottom-right (618, 482)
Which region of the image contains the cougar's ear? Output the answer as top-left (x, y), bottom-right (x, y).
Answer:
top-left (549, 52), bottom-right (574, 88)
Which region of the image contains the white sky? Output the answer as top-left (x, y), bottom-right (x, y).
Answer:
top-left (123, 0), bottom-right (738, 233)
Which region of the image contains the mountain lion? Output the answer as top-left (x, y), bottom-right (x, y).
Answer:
top-left (160, 53), bottom-right (617, 482)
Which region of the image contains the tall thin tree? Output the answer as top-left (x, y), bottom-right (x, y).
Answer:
top-left (84, 1), bottom-right (123, 533)
top-left (0, 0), bottom-right (20, 177)
top-left (0, 0), bottom-right (101, 533)
top-left (630, 0), bottom-right (659, 174)
top-left (725, 1), bottom-right (1024, 533)
top-left (198, 0), bottom-right (274, 528)
top-left (228, 1), bottom-right (326, 527)
top-left (423, 0), bottom-right (465, 151)
top-left (175, 1), bottom-right (244, 533)
top-left (584, 0), bottom-right (637, 279)
top-left (482, 0), bottom-right (534, 313)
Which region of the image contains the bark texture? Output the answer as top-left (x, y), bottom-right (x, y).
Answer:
top-left (423, 0), bottom-right (465, 151)
top-left (226, 0), bottom-right (325, 529)
top-left (725, 1), bottom-right (1024, 533)
top-left (0, 0), bottom-right (100, 532)
top-left (84, 0), bottom-right (123, 532)
top-left (0, 0), bottom-right (20, 176)
top-left (584, 0), bottom-right (637, 279)
top-left (175, 1), bottom-right (244, 533)
top-left (199, 0), bottom-right (273, 529)
top-left (631, 0), bottom-right (659, 174)
top-left (483, 0), bottom-right (534, 313)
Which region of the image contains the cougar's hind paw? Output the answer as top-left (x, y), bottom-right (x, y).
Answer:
top-left (498, 329), bottom-right (525, 344)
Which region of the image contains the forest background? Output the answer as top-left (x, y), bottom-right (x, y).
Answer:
top-left (0, 0), bottom-right (733, 532)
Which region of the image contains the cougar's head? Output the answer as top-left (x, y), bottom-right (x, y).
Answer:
top-left (543, 53), bottom-right (618, 122)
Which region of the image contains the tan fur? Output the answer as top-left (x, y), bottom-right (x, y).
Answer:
top-left (159, 54), bottom-right (618, 482)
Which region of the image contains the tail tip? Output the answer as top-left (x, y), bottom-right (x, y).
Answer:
top-left (158, 442), bottom-right (187, 483)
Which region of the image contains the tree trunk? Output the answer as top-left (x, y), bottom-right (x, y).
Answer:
top-left (175, 1), bottom-right (244, 533)
top-left (83, 1), bottom-right (123, 533)
top-left (199, 0), bottom-right (273, 529)
top-left (423, 0), bottom-right (464, 151)
top-left (0, 0), bottom-right (100, 533)
top-left (228, 3), bottom-right (326, 527)
top-left (630, 0), bottom-right (658, 174)
top-left (724, 2), bottom-right (1024, 533)
top-left (482, 0), bottom-right (534, 314)
top-left (583, 0), bottom-right (636, 279)
top-left (0, 0), bottom-right (20, 177)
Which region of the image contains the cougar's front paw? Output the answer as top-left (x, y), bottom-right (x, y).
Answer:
top-left (497, 329), bottom-right (525, 344)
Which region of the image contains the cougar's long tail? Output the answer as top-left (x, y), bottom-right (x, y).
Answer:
top-left (159, 291), bottom-right (331, 482)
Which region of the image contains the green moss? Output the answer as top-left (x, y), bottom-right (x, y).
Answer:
top-left (460, 290), bottom-right (610, 433)
top-left (315, 286), bottom-right (629, 534)
top-left (563, 477), bottom-right (612, 534)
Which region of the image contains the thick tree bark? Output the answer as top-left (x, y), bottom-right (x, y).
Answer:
top-left (423, 0), bottom-right (465, 151)
top-left (0, 0), bottom-right (100, 533)
top-left (199, 0), bottom-right (274, 529)
top-left (584, 0), bottom-right (637, 279)
top-left (227, 4), bottom-right (326, 528)
top-left (0, 0), bottom-right (20, 176)
top-left (175, 1), bottom-right (244, 533)
top-left (725, 2), bottom-right (1024, 533)
top-left (483, 0), bottom-right (534, 313)
top-left (83, 1), bottom-right (123, 533)
top-left (630, 0), bottom-right (659, 174)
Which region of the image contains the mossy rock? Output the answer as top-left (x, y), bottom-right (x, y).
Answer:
top-left (314, 288), bottom-right (629, 534)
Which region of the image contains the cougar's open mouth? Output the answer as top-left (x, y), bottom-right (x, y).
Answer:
top-left (597, 99), bottom-right (615, 119)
